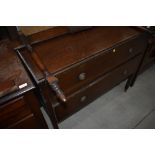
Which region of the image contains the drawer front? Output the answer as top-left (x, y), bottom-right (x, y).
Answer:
top-left (10, 114), bottom-right (43, 129)
top-left (55, 55), bottom-right (142, 122)
top-left (0, 97), bottom-right (32, 128)
top-left (0, 93), bottom-right (47, 129)
top-left (55, 35), bottom-right (147, 95)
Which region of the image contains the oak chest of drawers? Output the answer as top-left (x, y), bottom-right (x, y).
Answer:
top-left (16, 27), bottom-right (149, 128)
top-left (0, 40), bottom-right (47, 129)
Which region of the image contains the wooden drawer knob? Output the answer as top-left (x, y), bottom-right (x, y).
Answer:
top-left (80, 96), bottom-right (87, 102)
top-left (78, 73), bottom-right (86, 80)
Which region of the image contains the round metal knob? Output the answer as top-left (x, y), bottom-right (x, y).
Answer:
top-left (80, 96), bottom-right (87, 102)
top-left (113, 49), bottom-right (116, 53)
top-left (129, 48), bottom-right (133, 53)
top-left (78, 73), bottom-right (86, 81)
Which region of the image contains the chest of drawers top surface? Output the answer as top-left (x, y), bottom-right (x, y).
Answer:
top-left (19, 27), bottom-right (144, 80)
top-left (0, 40), bottom-right (33, 104)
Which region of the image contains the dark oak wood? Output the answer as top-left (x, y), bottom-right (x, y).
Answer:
top-left (29, 26), bottom-right (69, 44)
top-left (10, 114), bottom-right (42, 129)
top-left (130, 30), bottom-right (155, 87)
top-left (0, 91), bottom-right (47, 129)
top-left (142, 37), bottom-right (155, 70)
top-left (0, 97), bottom-right (32, 128)
top-left (55, 55), bottom-right (142, 122)
top-left (16, 27), bottom-right (149, 128)
top-left (17, 27), bottom-right (144, 80)
top-left (39, 82), bottom-right (59, 129)
top-left (136, 27), bottom-right (155, 71)
top-left (0, 80), bottom-right (18, 97)
top-left (0, 40), bottom-right (47, 129)
top-left (55, 35), bottom-right (147, 95)
top-left (32, 27), bottom-right (141, 74)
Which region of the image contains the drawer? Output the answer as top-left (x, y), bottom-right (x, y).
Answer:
top-left (55, 55), bottom-right (142, 122)
top-left (10, 114), bottom-right (43, 129)
top-left (0, 97), bottom-right (32, 128)
top-left (55, 35), bottom-right (147, 95)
